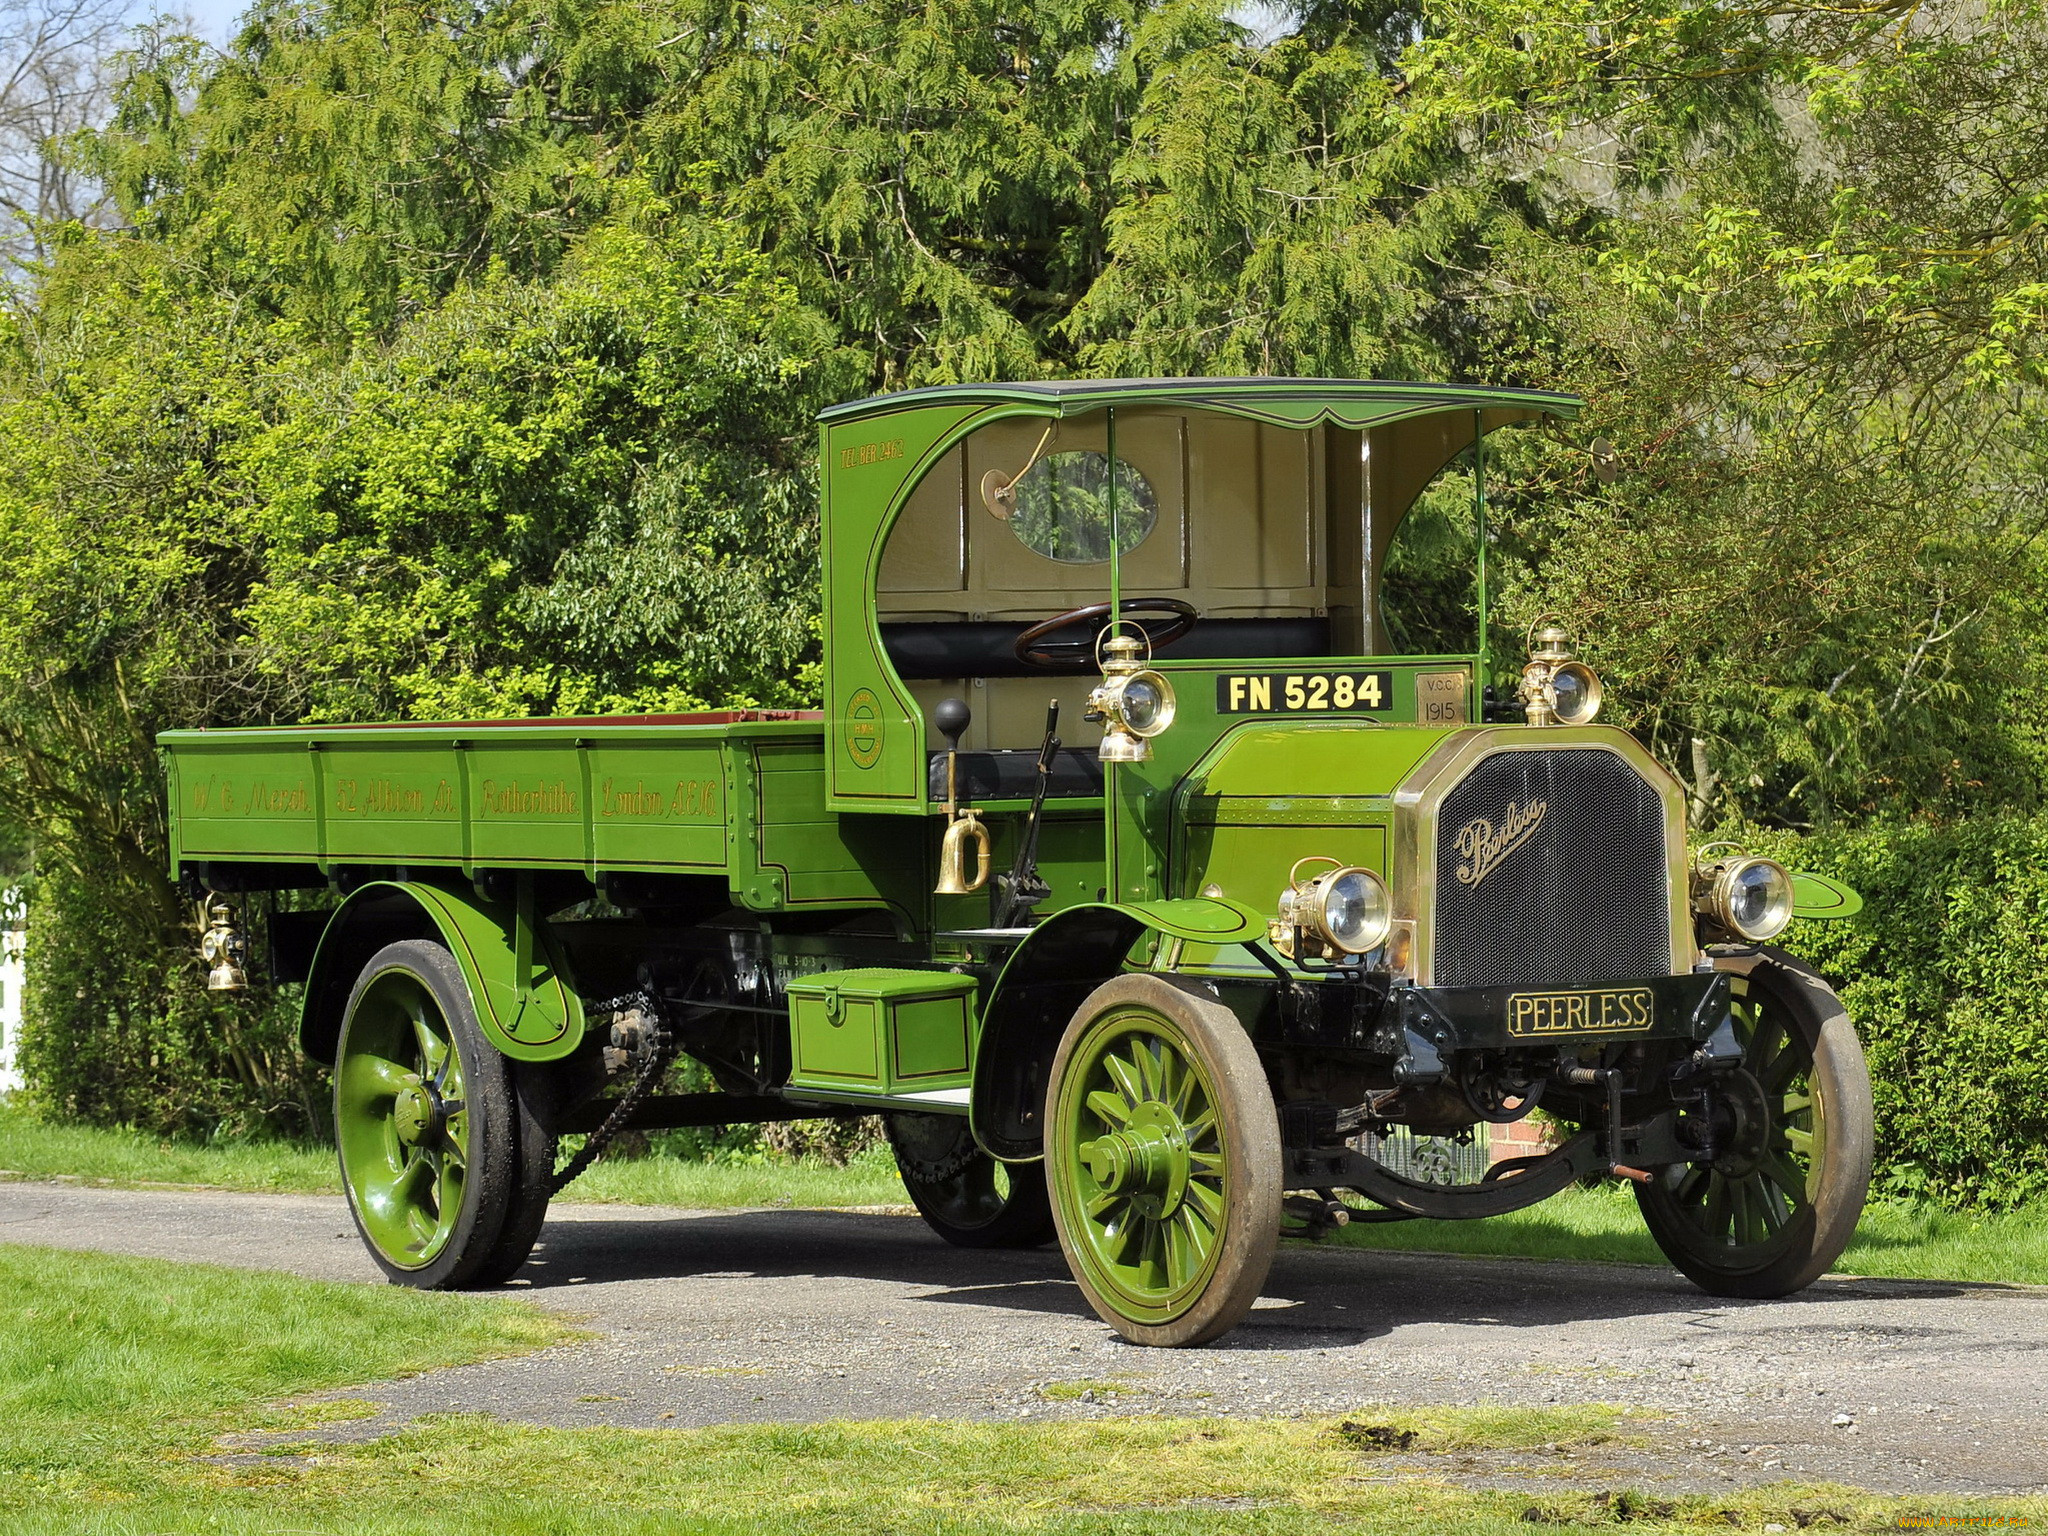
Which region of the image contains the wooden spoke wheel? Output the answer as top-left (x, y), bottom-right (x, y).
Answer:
top-left (886, 1112), bottom-right (1056, 1249)
top-left (1045, 974), bottom-right (1281, 1347)
top-left (334, 939), bottom-right (534, 1288)
top-left (1636, 948), bottom-right (1873, 1298)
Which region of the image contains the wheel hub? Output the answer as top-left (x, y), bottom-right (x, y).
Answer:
top-left (1079, 1100), bottom-right (1190, 1217)
top-left (392, 1076), bottom-right (444, 1147)
top-left (1708, 1068), bottom-right (1771, 1178)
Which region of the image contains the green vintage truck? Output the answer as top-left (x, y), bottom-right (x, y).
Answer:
top-left (163, 378), bottom-right (1871, 1346)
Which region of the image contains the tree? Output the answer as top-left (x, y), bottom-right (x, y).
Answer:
top-left (0, 0), bottom-right (130, 270)
top-left (6, 0), bottom-right (2046, 1136)
top-left (0, 181), bottom-right (826, 1133)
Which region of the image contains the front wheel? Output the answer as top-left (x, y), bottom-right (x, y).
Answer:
top-left (334, 939), bottom-right (524, 1288)
top-left (1045, 974), bottom-right (1281, 1347)
top-left (1636, 947), bottom-right (1873, 1298)
top-left (886, 1112), bottom-right (1056, 1249)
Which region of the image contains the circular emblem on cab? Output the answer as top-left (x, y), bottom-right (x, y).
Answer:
top-left (844, 688), bottom-right (885, 770)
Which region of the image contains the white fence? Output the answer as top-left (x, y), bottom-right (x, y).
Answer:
top-left (0, 891), bottom-right (22, 1093)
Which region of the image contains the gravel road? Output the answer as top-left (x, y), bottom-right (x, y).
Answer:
top-left (4, 1179), bottom-right (2042, 1497)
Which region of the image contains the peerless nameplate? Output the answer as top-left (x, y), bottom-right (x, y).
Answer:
top-left (1505, 987), bottom-right (1656, 1038)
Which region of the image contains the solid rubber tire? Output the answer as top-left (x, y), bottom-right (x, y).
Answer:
top-left (1045, 974), bottom-right (1282, 1347)
top-left (886, 1112), bottom-right (1057, 1250)
top-left (1636, 947), bottom-right (1873, 1298)
top-left (467, 1060), bottom-right (557, 1284)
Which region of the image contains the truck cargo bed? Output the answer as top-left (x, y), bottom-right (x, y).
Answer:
top-left (160, 710), bottom-right (909, 915)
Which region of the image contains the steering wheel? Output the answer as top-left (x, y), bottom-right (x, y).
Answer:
top-left (1013, 597), bottom-right (1199, 672)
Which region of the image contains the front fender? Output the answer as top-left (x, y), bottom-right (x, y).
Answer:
top-left (969, 898), bottom-right (1265, 1161)
top-left (1790, 872), bottom-right (1862, 920)
top-left (299, 879), bottom-right (586, 1065)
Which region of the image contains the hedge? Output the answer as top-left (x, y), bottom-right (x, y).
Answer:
top-left (1761, 817), bottom-right (2048, 1210)
top-left (14, 817), bottom-right (2048, 1208)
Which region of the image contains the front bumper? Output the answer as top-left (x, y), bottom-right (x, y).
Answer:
top-left (1372, 969), bottom-right (1730, 1082)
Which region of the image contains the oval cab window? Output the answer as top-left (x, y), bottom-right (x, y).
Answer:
top-left (1010, 451), bottom-right (1158, 563)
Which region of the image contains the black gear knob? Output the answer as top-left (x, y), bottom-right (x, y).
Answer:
top-left (933, 697), bottom-right (972, 750)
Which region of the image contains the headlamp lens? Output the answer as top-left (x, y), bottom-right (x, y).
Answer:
top-left (1317, 868), bottom-right (1392, 954)
top-left (1721, 857), bottom-right (1794, 941)
top-left (1116, 671), bottom-right (1176, 738)
top-left (1548, 661), bottom-right (1602, 725)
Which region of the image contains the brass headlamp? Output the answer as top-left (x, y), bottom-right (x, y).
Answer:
top-left (1268, 856), bottom-right (1393, 962)
top-left (1690, 846), bottom-right (1794, 943)
top-left (1518, 623), bottom-right (1603, 727)
top-left (1089, 631), bottom-right (1176, 764)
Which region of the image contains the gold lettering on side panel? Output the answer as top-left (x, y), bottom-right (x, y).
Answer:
top-left (596, 778), bottom-right (719, 819)
top-left (837, 439), bottom-right (905, 470)
top-left (237, 781), bottom-right (312, 815)
top-left (479, 780), bottom-right (579, 816)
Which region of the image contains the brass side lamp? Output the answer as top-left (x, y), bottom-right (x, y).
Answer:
top-left (1517, 622), bottom-right (1603, 727)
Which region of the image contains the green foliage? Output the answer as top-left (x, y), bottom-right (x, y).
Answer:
top-left (0, 0), bottom-right (2041, 1187)
top-left (13, 872), bottom-right (317, 1141)
top-left (2, 176), bottom-right (828, 1132)
top-left (232, 201), bottom-right (835, 722)
top-left (1754, 818), bottom-right (2048, 1210)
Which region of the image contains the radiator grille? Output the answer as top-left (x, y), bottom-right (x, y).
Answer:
top-left (1431, 748), bottom-right (1672, 989)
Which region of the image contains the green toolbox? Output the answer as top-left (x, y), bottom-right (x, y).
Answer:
top-left (785, 968), bottom-right (977, 1096)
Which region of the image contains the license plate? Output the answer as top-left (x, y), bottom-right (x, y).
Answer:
top-left (1505, 987), bottom-right (1656, 1038)
top-left (1215, 671), bottom-right (1394, 714)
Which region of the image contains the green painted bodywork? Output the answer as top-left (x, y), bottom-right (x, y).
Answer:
top-left (818, 378), bottom-right (1574, 815)
top-left (161, 376), bottom-right (1870, 1121)
top-left (1175, 719), bottom-right (1450, 913)
top-left (1791, 872), bottom-right (1863, 920)
top-left (307, 880), bottom-right (586, 1062)
top-left (786, 968), bottom-right (978, 1098)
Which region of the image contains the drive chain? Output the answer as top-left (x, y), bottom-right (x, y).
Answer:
top-left (548, 990), bottom-right (675, 1197)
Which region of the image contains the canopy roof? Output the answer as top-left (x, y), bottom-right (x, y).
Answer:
top-left (819, 377), bottom-right (1581, 432)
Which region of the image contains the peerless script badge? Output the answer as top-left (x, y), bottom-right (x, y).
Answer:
top-left (1453, 799), bottom-right (1546, 886)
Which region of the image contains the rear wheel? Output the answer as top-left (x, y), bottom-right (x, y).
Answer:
top-left (1637, 948), bottom-right (1872, 1297)
top-left (1045, 974), bottom-right (1281, 1347)
top-left (886, 1112), bottom-right (1056, 1249)
top-left (334, 939), bottom-right (520, 1289)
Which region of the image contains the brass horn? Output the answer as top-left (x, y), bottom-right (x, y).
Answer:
top-left (937, 809), bottom-right (992, 895)
top-left (932, 696), bottom-right (992, 895)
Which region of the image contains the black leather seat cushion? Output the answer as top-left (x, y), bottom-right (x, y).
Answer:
top-left (883, 616), bottom-right (1331, 679)
top-left (928, 749), bottom-right (1106, 801)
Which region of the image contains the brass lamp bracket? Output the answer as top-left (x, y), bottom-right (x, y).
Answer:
top-left (978, 423), bottom-right (1057, 521)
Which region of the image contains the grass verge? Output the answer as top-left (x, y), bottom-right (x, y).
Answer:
top-left (7, 1102), bottom-right (2047, 1284)
top-left (1328, 1181), bottom-right (2048, 1285)
top-left (0, 1101), bottom-right (908, 1209)
top-left (4, 1243), bottom-right (2041, 1534)
top-left (0, 1242), bottom-right (573, 1484)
